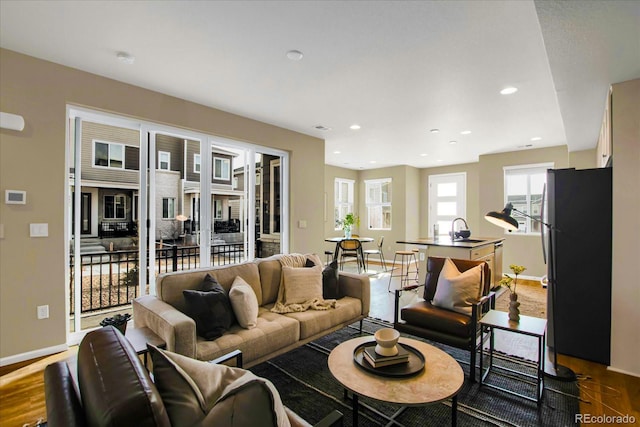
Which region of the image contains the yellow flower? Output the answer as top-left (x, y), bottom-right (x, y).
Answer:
top-left (502, 264), bottom-right (526, 294)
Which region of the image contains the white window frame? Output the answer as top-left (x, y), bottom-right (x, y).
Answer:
top-left (334, 178), bottom-right (354, 230)
top-left (503, 163), bottom-right (553, 235)
top-left (428, 172), bottom-right (467, 238)
top-left (214, 157), bottom-right (230, 180)
top-left (158, 151), bottom-right (170, 171)
top-left (365, 178), bottom-right (392, 230)
top-left (194, 153), bottom-right (201, 173)
top-left (104, 194), bottom-right (126, 219)
top-left (162, 197), bottom-right (175, 219)
top-left (93, 140), bottom-right (125, 169)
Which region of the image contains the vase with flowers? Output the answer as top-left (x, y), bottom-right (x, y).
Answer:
top-left (337, 213), bottom-right (360, 239)
top-left (499, 264), bottom-right (526, 322)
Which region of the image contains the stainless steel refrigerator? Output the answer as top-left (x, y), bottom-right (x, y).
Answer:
top-left (546, 167), bottom-right (612, 365)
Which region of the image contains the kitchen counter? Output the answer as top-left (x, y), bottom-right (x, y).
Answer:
top-left (397, 237), bottom-right (504, 249)
top-left (397, 237), bottom-right (504, 287)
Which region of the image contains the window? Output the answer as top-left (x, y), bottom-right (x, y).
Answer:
top-left (334, 178), bottom-right (354, 229)
top-left (162, 197), bottom-right (175, 219)
top-left (94, 141), bottom-right (124, 169)
top-left (159, 151), bottom-right (170, 170)
top-left (365, 178), bottom-right (392, 230)
top-left (104, 195), bottom-right (126, 219)
top-left (213, 199), bottom-right (223, 219)
top-left (504, 163), bottom-right (553, 235)
top-left (428, 173), bottom-right (466, 238)
top-left (194, 153), bottom-right (201, 173)
top-left (214, 157), bottom-right (230, 180)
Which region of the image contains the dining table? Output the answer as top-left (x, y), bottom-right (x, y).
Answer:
top-left (325, 236), bottom-right (374, 272)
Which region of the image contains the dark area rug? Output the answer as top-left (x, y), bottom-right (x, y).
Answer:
top-left (250, 318), bottom-right (579, 427)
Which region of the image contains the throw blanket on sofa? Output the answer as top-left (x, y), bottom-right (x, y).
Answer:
top-left (271, 254), bottom-right (336, 314)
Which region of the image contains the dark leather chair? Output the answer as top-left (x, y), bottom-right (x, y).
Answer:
top-left (393, 257), bottom-right (494, 382)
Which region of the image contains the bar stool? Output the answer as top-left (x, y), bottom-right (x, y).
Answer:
top-left (324, 250), bottom-right (334, 265)
top-left (387, 250), bottom-right (418, 292)
top-left (412, 248), bottom-right (420, 281)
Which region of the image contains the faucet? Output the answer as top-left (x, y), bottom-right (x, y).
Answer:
top-left (451, 217), bottom-right (469, 241)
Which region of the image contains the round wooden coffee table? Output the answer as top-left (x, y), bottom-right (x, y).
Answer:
top-left (328, 336), bottom-right (464, 426)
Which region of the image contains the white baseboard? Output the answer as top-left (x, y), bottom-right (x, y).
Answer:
top-left (0, 343), bottom-right (68, 367)
top-left (607, 365), bottom-right (640, 378)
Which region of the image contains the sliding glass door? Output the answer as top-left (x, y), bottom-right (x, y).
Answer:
top-left (67, 107), bottom-right (288, 342)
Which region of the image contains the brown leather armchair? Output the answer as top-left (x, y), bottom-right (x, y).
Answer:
top-left (393, 257), bottom-right (495, 382)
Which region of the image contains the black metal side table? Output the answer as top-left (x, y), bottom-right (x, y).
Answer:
top-left (125, 327), bottom-right (166, 368)
top-left (479, 310), bottom-right (547, 405)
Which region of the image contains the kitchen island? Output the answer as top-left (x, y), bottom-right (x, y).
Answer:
top-left (397, 237), bottom-right (504, 288)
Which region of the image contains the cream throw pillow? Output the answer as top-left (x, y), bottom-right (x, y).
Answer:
top-left (148, 345), bottom-right (291, 427)
top-left (229, 276), bottom-right (259, 329)
top-left (432, 258), bottom-right (483, 315)
top-left (281, 265), bottom-right (323, 305)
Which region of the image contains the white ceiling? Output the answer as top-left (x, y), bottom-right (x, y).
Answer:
top-left (1, 1), bottom-right (638, 170)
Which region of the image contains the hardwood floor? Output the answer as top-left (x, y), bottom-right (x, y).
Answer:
top-left (1, 263), bottom-right (638, 426)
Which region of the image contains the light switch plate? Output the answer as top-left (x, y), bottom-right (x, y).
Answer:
top-left (30, 223), bottom-right (48, 237)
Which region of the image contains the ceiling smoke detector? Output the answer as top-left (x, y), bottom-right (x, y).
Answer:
top-left (314, 125), bottom-right (331, 131)
top-left (286, 50), bottom-right (304, 61)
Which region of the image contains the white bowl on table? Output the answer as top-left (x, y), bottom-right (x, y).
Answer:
top-left (374, 328), bottom-right (400, 356)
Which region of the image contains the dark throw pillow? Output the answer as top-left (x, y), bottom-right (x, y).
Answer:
top-left (305, 258), bottom-right (316, 267)
top-left (322, 260), bottom-right (340, 299)
top-left (183, 275), bottom-right (234, 340)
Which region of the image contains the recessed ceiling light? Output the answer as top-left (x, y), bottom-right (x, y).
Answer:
top-left (369, 160), bottom-right (377, 164)
top-left (500, 87), bottom-right (518, 95)
top-left (116, 51), bottom-right (135, 64)
top-left (460, 130), bottom-right (472, 135)
top-left (437, 159), bottom-right (443, 162)
top-left (430, 129), bottom-right (440, 133)
top-left (420, 153), bottom-right (428, 157)
top-left (333, 151), bottom-right (341, 154)
top-left (286, 50), bottom-right (304, 61)
top-left (314, 125), bottom-right (331, 131)
top-left (449, 140), bottom-right (457, 145)
top-left (530, 136), bottom-right (542, 141)
top-left (350, 124), bottom-right (361, 130)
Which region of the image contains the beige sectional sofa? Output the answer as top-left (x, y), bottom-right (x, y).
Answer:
top-left (133, 254), bottom-right (370, 367)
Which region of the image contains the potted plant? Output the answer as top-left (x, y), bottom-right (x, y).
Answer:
top-left (499, 264), bottom-right (526, 322)
top-left (100, 313), bottom-right (131, 335)
top-left (338, 213), bottom-right (360, 238)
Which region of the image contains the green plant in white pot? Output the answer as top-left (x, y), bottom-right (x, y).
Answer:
top-left (338, 213), bottom-right (360, 238)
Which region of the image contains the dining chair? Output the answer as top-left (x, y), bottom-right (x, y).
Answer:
top-left (338, 239), bottom-right (364, 273)
top-left (363, 236), bottom-right (386, 271)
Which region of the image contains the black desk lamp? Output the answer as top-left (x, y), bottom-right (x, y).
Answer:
top-left (485, 202), bottom-right (576, 381)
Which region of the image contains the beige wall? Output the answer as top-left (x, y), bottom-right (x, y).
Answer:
top-left (569, 149), bottom-right (597, 169)
top-left (610, 78), bottom-right (640, 377)
top-left (0, 49), bottom-right (325, 361)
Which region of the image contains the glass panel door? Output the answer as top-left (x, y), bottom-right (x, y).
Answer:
top-left (428, 173), bottom-right (466, 239)
top-left (67, 110), bottom-right (141, 340)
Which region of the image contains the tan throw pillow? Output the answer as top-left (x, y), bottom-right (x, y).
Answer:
top-left (432, 258), bottom-right (483, 315)
top-left (229, 276), bottom-right (259, 329)
top-left (148, 345), bottom-right (291, 427)
top-left (281, 265), bottom-right (323, 305)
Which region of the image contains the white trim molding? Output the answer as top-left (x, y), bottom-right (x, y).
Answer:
top-left (0, 343), bottom-right (68, 367)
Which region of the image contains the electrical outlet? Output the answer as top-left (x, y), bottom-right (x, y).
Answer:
top-left (419, 252), bottom-right (425, 261)
top-left (37, 305), bottom-right (49, 319)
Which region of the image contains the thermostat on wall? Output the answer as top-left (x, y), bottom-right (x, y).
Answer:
top-left (5, 190), bottom-right (26, 204)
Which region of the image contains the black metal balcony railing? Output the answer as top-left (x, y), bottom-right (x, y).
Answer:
top-left (70, 242), bottom-right (245, 314)
top-left (99, 221), bottom-right (137, 238)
